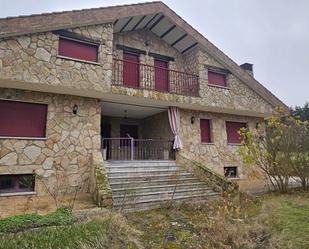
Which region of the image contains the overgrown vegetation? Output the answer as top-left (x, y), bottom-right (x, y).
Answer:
top-left (0, 207), bottom-right (76, 234)
top-left (0, 192), bottom-right (308, 249)
top-left (0, 213), bottom-right (140, 249)
top-left (127, 191), bottom-right (309, 249)
top-left (240, 107), bottom-right (309, 192)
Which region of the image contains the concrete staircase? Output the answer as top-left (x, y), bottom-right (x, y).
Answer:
top-left (104, 160), bottom-right (220, 211)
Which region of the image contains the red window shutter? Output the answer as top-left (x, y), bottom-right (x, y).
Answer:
top-left (58, 37), bottom-right (98, 62)
top-left (208, 71), bottom-right (227, 87)
top-left (0, 100), bottom-right (47, 138)
top-left (200, 119), bottom-right (211, 143)
top-left (226, 121), bottom-right (246, 144)
top-left (123, 53), bottom-right (139, 87)
top-left (155, 59), bottom-right (169, 92)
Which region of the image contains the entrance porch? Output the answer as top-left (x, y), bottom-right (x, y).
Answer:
top-left (100, 101), bottom-right (175, 161)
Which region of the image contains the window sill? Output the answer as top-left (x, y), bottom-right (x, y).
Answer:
top-left (226, 177), bottom-right (240, 181)
top-left (227, 143), bottom-right (242, 146)
top-left (208, 84), bottom-right (230, 90)
top-left (57, 55), bottom-right (101, 66)
top-left (201, 142), bottom-right (215, 145)
top-left (0, 136), bottom-right (47, 140)
top-left (0, 191), bottom-right (36, 197)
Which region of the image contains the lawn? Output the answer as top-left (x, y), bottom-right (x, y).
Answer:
top-left (0, 191), bottom-right (308, 249)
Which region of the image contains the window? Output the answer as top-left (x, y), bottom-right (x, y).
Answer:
top-left (200, 119), bottom-right (212, 143)
top-left (208, 71), bottom-right (227, 87)
top-left (58, 37), bottom-right (98, 62)
top-left (0, 174), bottom-right (35, 194)
top-left (224, 167), bottom-right (238, 178)
top-left (226, 121), bottom-right (246, 144)
top-left (0, 100), bottom-right (47, 138)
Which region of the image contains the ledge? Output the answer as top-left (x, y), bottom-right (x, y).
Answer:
top-left (0, 136), bottom-right (47, 140)
top-left (201, 142), bottom-right (215, 145)
top-left (208, 84), bottom-right (230, 90)
top-left (0, 191), bottom-right (36, 197)
top-left (57, 55), bottom-right (102, 66)
top-left (227, 143), bottom-right (242, 146)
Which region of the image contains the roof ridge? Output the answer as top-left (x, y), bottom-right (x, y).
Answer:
top-left (0, 1), bottom-right (161, 21)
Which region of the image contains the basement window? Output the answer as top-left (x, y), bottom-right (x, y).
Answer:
top-left (0, 100), bottom-right (47, 138)
top-left (224, 167), bottom-right (238, 179)
top-left (0, 174), bottom-right (35, 194)
top-left (58, 37), bottom-right (99, 63)
top-left (208, 71), bottom-right (227, 87)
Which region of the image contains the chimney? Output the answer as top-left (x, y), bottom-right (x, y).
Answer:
top-left (240, 63), bottom-right (253, 76)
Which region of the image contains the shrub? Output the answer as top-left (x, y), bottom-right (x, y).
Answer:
top-left (0, 207), bottom-right (76, 234)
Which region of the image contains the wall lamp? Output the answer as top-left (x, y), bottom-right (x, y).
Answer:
top-left (191, 116), bottom-right (195, 124)
top-left (73, 104), bottom-right (78, 115)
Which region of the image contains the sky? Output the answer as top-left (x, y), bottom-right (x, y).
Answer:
top-left (0, 0), bottom-right (308, 107)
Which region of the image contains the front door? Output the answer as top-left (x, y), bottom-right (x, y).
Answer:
top-left (123, 53), bottom-right (139, 87)
top-left (120, 124), bottom-right (138, 139)
top-left (155, 59), bottom-right (169, 92)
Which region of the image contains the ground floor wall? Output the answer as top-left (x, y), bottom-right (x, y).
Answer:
top-left (0, 88), bottom-right (101, 217)
top-left (179, 108), bottom-right (265, 191)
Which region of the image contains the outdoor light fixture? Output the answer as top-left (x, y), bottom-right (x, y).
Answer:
top-left (191, 116), bottom-right (195, 124)
top-left (72, 104), bottom-right (78, 114)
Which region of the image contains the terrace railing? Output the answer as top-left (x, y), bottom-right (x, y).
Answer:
top-left (112, 58), bottom-right (199, 97)
top-left (102, 138), bottom-right (175, 161)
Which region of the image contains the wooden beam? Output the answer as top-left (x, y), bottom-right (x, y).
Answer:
top-left (160, 24), bottom-right (176, 39)
top-left (171, 33), bottom-right (187, 47)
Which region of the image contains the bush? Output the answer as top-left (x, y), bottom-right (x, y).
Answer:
top-left (0, 207), bottom-right (76, 234)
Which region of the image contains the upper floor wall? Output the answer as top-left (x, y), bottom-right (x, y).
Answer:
top-left (0, 22), bottom-right (275, 116)
top-left (0, 24), bottom-right (113, 97)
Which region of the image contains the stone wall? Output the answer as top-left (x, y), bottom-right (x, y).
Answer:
top-left (140, 111), bottom-right (173, 140)
top-left (0, 88), bottom-right (101, 198)
top-left (0, 23), bottom-right (113, 95)
top-left (178, 108), bottom-right (263, 179)
top-left (111, 30), bottom-right (275, 116)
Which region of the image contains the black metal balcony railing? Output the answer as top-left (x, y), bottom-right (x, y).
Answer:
top-left (112, 58), bottom-right (199, 97)
top-left (102, 138), bottom-right (176, 161)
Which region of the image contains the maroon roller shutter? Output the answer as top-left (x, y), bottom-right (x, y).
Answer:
top-left (226, 121), bottom-right (246, 144)
top-left (208, 71), bottom-right (227, 87)
top-left (0, 100), bottom-right (47, 138)
top-left (200, 119), bottom-right (211, 143)
top-left (155, 59), bottom-right (169, 92)
top-left (123, 53), bottom-right (139, 87)
top-left (58, 37), bottom-right (98, 62)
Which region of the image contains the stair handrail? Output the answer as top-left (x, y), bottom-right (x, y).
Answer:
top-left (177, 153), bottom-right (239, 194)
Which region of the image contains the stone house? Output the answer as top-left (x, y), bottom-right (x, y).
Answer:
top-left (0, 2), bottom-right (286, 215)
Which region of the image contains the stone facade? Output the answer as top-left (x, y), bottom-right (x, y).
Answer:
top-left (112, 29), bottom-right (275, 116)
top-left (0, 88), bottom-right (101, 201)
top-left (0, 24), bottom-right (113, 96)
top-left (179, 108), bottom-right (263, 179)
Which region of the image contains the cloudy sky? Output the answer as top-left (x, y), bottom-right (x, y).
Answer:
top-left (0, 0), bottom-right (308, 107)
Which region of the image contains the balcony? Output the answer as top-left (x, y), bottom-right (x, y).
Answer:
top-left (112, 58), bottom-right (199, 97)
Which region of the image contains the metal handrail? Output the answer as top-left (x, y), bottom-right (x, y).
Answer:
top-left (112, 58), bottom-right (199, 97)
top-left (102, 138), bottom-right (175, 161)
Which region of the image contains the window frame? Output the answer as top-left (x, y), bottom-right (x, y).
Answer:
top-left (207, 70), bottom-right (228, 88)
top-left (57, 36), bottom-right (100, 64)
top-left (200, 118), bottom-right (213, 144)
top-left (225, 121), bottom-right (247, 145)
top-left (0, 99), bottom-right (48, 140)
top-left (0, 174), bottom-right (36, 196)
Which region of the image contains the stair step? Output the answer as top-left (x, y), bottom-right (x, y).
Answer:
top-left (113, 192), bottom-right (220, 208)
top-left (108, 172), bottom-right (192, 181)
top-left (112, 182), bottom-right (209, 192)
top-left (109, 177), bottom-right (201, 187)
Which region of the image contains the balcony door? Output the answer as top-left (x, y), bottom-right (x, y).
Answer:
top-left (123, 52), bottom-right (139, 87)
top-left (155, 59), bottom-right (169, 92)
